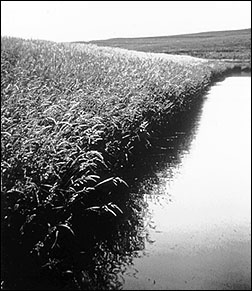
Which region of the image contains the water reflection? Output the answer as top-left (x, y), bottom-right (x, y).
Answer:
top-left (122, 75), bottom-right (251, 290)
top-left (127, 90), bottom-right (208, 198)
top-left (58, 78), bottom-right (211, 290)
top-left (62, 195), bottom-right (149, 290)
top-left (71, 83), bottom-right (211, 290)
top-left (61, 74), bottom-right (250, 290)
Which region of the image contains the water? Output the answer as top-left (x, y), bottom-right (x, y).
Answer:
top-left (120, 75), bottom-right (251, 290)
top-left (2, 75), bottom-right (250, 290)
top-left (70, 74), bottom-right (251, 290)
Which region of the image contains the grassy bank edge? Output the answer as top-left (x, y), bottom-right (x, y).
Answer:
top-left (1, 38), bottom-right (249, 289)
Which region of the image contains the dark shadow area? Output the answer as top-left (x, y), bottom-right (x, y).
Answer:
top-left (4, 72), bottom-right (249, 290)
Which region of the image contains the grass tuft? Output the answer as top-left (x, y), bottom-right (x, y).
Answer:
top-left (1, 36), bottom-right (231, 289)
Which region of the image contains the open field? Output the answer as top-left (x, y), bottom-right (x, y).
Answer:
top-left (81, 28), bottom-right (251, 69)
top-left (1, 36), bottom-right (236, 289)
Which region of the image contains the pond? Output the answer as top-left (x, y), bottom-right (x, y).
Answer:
top-left (63, 73), bottom-right (251, 290)
top-left (120, 73), bottom-right (251, 290)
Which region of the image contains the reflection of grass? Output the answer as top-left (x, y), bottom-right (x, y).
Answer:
top-left (73, 196), bottom-right (148, 290)
top-left (1, 36), bottom-right (233, 289)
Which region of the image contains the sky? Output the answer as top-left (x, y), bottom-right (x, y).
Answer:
top-left (1, 1), bottom-right (251, 42)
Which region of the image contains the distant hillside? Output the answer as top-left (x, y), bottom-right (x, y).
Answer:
top-left (75, 28), bottom-right (251, 64)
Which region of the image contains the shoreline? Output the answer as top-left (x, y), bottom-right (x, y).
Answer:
top-left (1, 37), bottom-right (250, 290)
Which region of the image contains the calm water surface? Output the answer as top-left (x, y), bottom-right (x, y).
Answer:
top-left (121, 75), bottom-right (251, 290)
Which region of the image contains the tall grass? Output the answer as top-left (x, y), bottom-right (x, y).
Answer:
top-left (1, 36), bottom-right (228, 289)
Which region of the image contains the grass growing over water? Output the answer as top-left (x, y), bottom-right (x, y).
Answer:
top-left (1, 36), bottom-right (228, 289)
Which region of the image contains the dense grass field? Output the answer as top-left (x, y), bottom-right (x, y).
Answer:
top-left (83, 28), bottom-right (251, 69)
top-left (1, 36), bottom-right (232, 289)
